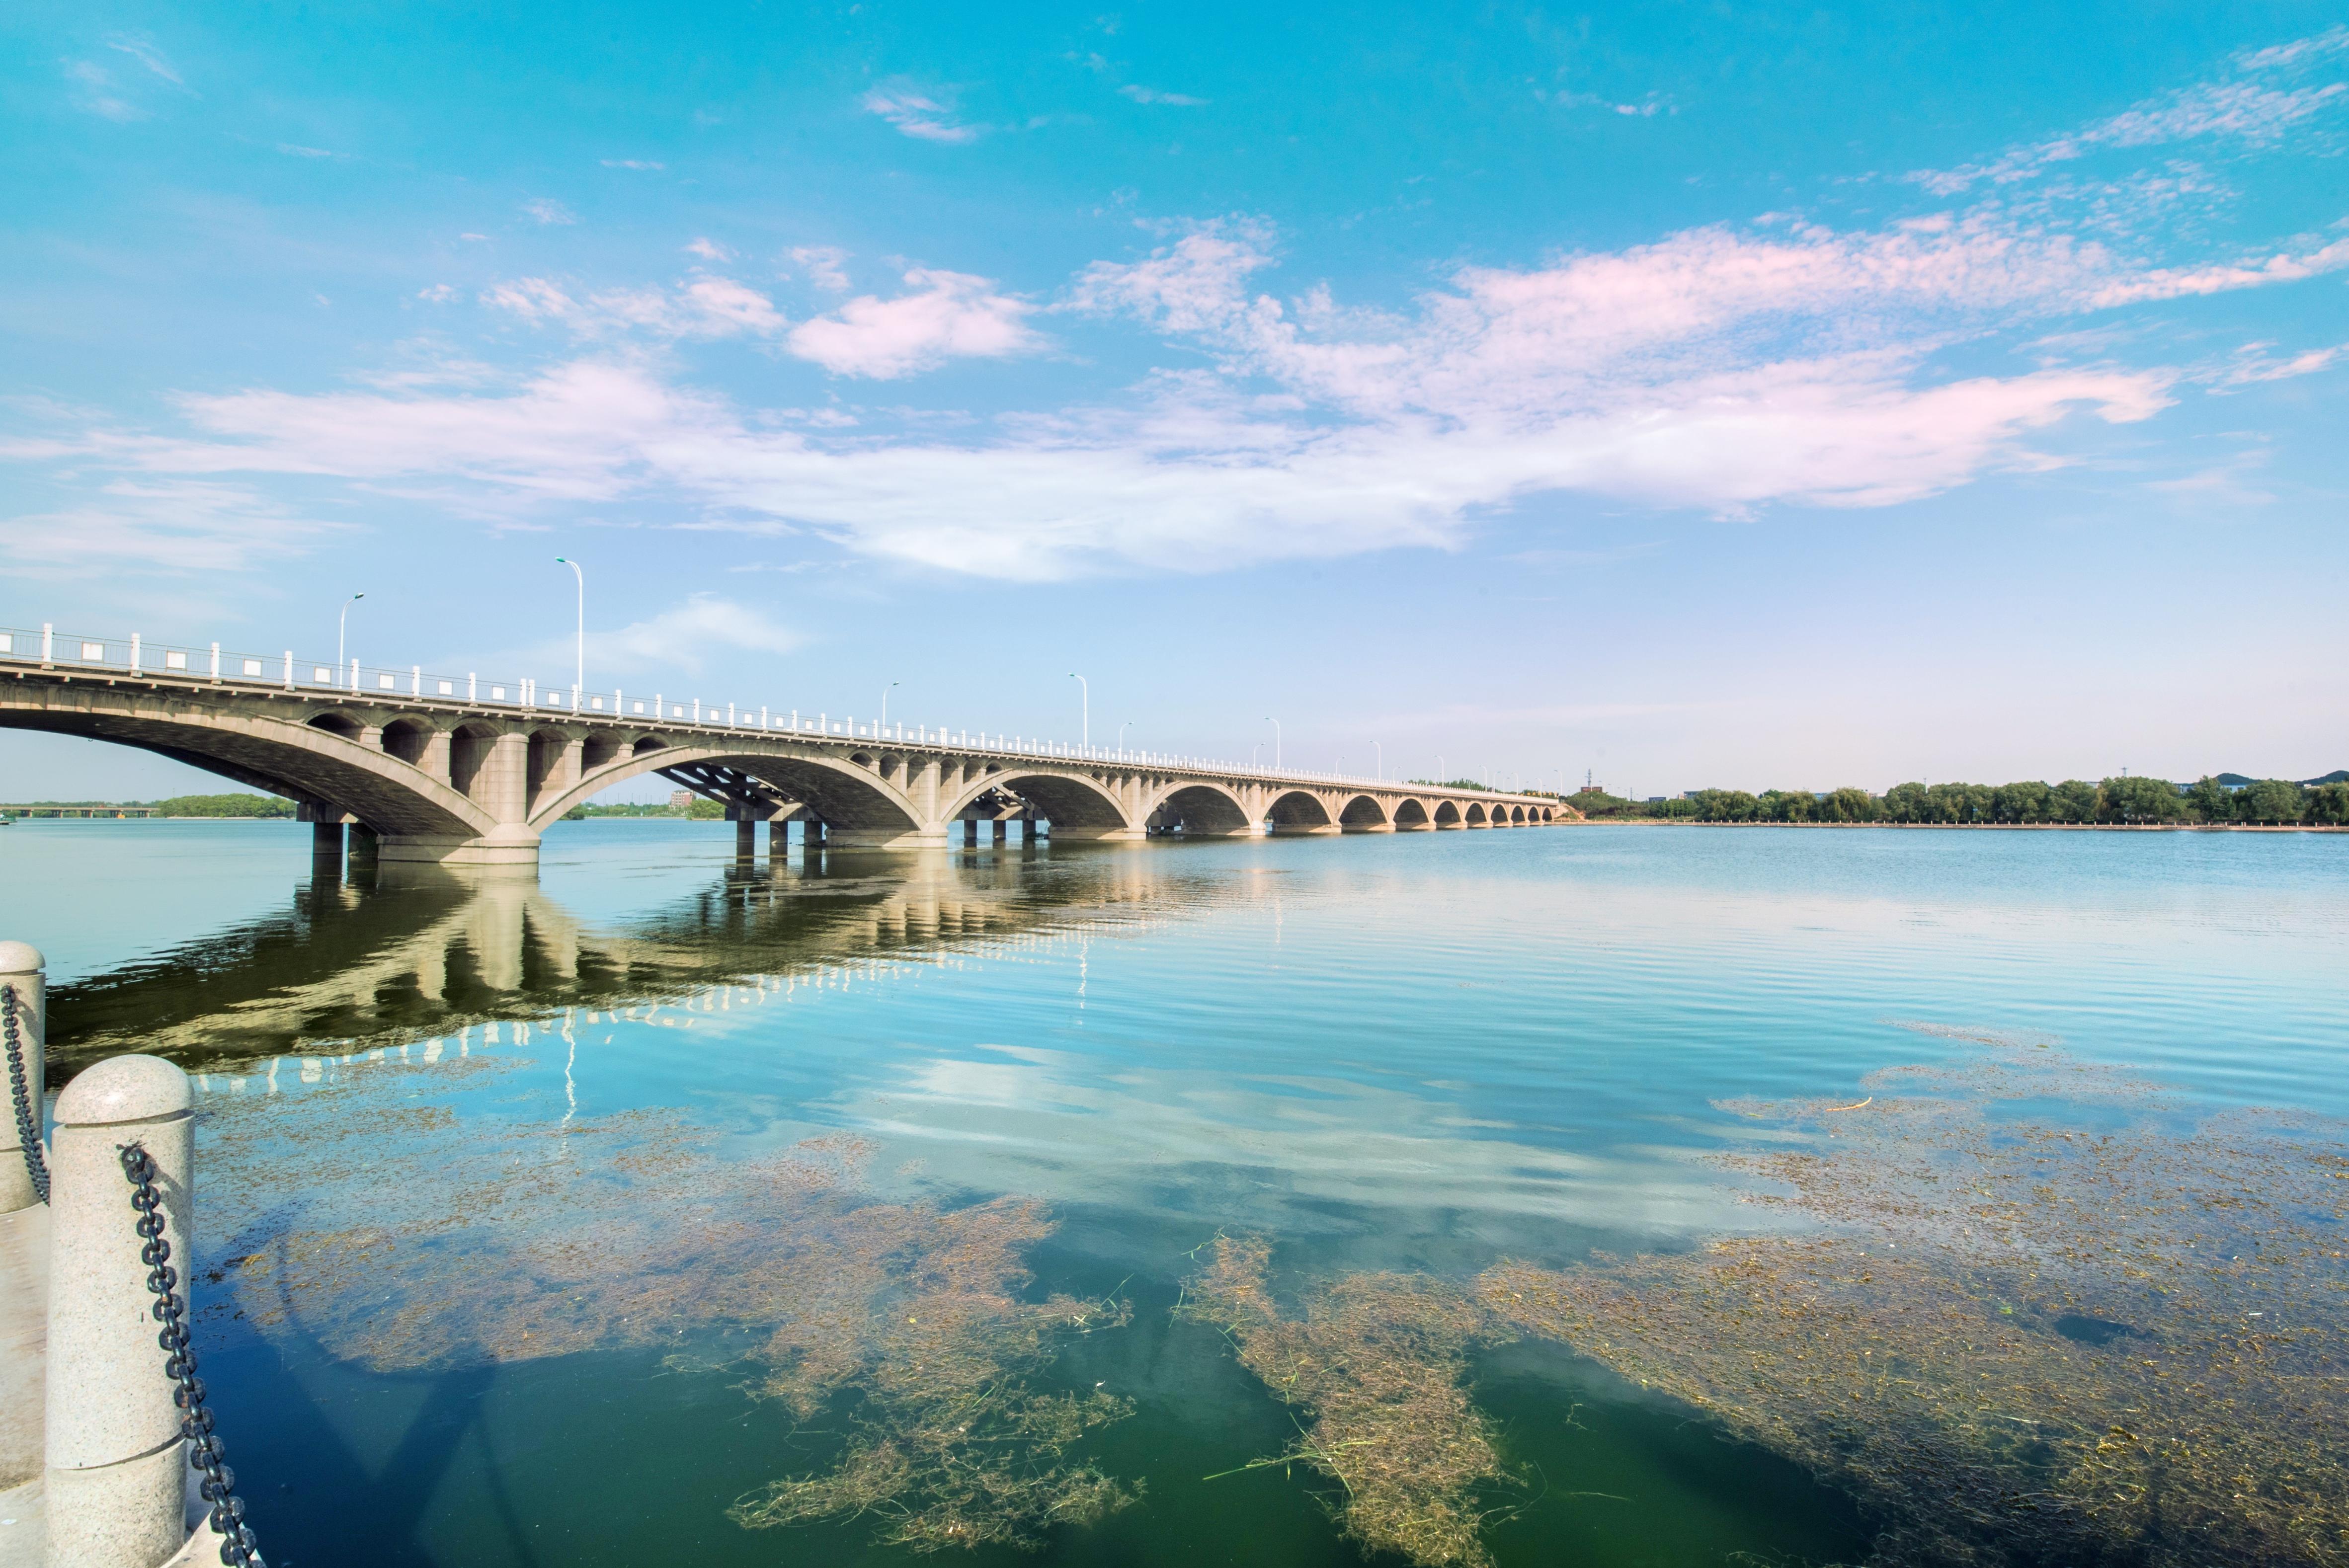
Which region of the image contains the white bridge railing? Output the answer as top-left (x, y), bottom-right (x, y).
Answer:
top-left (0, 621), bottom-right (1545, 800)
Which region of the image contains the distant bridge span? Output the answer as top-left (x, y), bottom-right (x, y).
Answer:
top-left (0, 626), bottom-right (1572, 868)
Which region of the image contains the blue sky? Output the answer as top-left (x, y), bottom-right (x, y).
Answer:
top-left (2, 1), bottom-right (2345, 801)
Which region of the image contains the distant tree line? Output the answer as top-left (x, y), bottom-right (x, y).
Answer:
top-left (1567, 778), bottom-right (2349, 827)
top-left (563, 800), bottom-right (724, 820)
top-left (152, 793), bottom-right (296, 817)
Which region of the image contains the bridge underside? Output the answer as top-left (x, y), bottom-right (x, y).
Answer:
top-left (0, 667), bottom-right (1572, 872)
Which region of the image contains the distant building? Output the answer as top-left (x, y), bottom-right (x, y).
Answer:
top-left (668, 789), bottom-right (693, 809)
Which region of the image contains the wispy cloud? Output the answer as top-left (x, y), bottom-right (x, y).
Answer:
top-left (580, 594), bottom-right (806, 674)
top-left (786, 269), bottom-right (1038, 377)
top-left (684, 237), bottom-right (732, 261)
top-left (106, 37), bottom-right (183, 85)
top-left (63, 60), bottom-right (142, 121)
top-left (1913, 26), bottom-right (2349, 193)
top-left (521, 198), bottom-right (578, 226)
top-left (601, 158), bottom-right (665, 170)
top-left (479, 272), bottom-right (788, 340)
top-left (861, 84), bottom-right (979, 144)
top-left (276, 143), bottom-right (345, 160)
top-left (788, 245), bottom-right (852, 291)
top-left (1119, 84), bottom-right (1208, 106)
top-left (0, 480), bottom-right (341, 579)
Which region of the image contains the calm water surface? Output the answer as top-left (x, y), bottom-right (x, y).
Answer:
top-left (6, 819), bottom-right (2344, 1567)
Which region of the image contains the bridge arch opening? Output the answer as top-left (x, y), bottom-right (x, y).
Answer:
top-left (1509, 805), bottom-right (1527, 824)
top-left (581, 733), bottom-right (625, 773)
top-left (947, 770), bottom-right (1129, 835)
top-left (1149, 783), bottom-right (1252, 837)
top-left (1338, 794), bottom-right (1390, 831)
top-left (1433, 800), bottom-right (1462, 828)
top-left (1265, 790), bottom-right (1336, 833)
top-left (1464, 802), bottom-right (1489, 826)
top-left (308, 712), bottom-right (363, 743)
top-left (380, 716), bottom-right (434, 767)
top-left (1393, 797), bottom-right (1431, 829)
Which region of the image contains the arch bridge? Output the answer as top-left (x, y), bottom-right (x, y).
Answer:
top-left (0, 629), bottom-right (1571, 870)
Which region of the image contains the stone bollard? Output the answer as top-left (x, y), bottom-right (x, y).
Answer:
top-left (46, 1055), bottom-right (194, 1568)
top-left (0, 941), bottom-right (48, 1496)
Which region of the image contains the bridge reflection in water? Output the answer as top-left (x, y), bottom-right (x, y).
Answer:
top-left (44, 844), bottom-right (1201, 1080)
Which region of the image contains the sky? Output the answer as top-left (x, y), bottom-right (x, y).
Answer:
top-left (1, 1), bottom-right (2345, 802)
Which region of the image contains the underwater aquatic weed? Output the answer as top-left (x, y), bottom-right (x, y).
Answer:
top-left (197, 1074), bottom-right (1138, 1553)
top-left (1182, 1235), bottom-right (1515, 1568)
top-left (1483, 1036), bottom-right (2349, 1568)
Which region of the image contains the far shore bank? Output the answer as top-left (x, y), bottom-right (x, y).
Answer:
top-left (1565, 819), bottom-right (2345, 833)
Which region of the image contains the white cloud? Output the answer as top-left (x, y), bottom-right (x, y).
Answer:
top-left (521, 198), bottom-right (578, 226)
top-left (860, 84), bottom-right (979, 144)
top-left (15, 48), bottom-right (2349, 585)
top-left (275, 143), bottom-right (343, 159)
top-left (601, 158), bottom-right (665, 170)
top-left (786, 269), bottom-right (1038, 377)
top-left (416, 284), bottom-right (457, 303)
top-left (788, 245), bottom-right (852, 291)
top-left (684, 237), bottom-right (732, 261)
top-left (1118, 84), bottom-right (1208, 106)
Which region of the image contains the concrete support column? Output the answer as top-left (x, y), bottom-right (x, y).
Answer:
top-left (348, 823), bottom-right (380, 864)
top-left (310, 816), bottom-right (344, 872)
top-left (734, 818), bottom-right (756, 861)
top-left (46, 1055), bottom-right (194, 1568)
top-left (419, 728), bottom-right (452, 784)
top-left (481, 731), bottom-right (530, 824)
top-left (0, 942), bottom-right (47, 1499)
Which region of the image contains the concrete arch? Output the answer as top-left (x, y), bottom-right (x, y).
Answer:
top-left (528, 743), bottom-right (925, 840)
top-left (1433, 800), bottom-right (1463, 828)
top-left (1265, 789), bottom-right (1337, 835)
top-left (1338, 794), bottom-right (1392, 833)
top-left (0, 695), bottom-right (496, 839)
top-left (943, 768), bottom-right (1133, 837)
top-left (1145, 781), bottom-right (1254, 836)
top-left (1464, 801), bottom-right (1490, 826)
top-left (1509, 804), bottom-right (1527, 824)
top-left (1392, 797), bottom-right (1432, 830)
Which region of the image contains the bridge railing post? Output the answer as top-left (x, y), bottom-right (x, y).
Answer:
top-left (40, 624), bottom-right (53, 668)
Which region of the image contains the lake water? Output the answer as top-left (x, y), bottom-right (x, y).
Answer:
top-left (7, 819), bottom-right (2345, 1567)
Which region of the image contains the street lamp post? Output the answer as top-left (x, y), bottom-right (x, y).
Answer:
top-left (336, 593), bottom-right (365, 677)
top-left (1264, 716), bottom-right (1281, 770)
top-left (1068, 673), bottom-right (1088, 748)
top-left (882, 681), bottom-right (899, 725)
top-left (554, 558), bottom-right (584, 707)
top-left (1117, 721), bottom-right (1132, 750)
top-left (1373, 741), bottom-right (1382, 780)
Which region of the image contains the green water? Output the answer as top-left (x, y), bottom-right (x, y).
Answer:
top-left (6, 818), bottom-right (2345, 1567)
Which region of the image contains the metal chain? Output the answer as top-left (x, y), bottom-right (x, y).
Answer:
top-left (120, 1141), bottom-right (265, 1568)
top-left (2, 984), bottom-right (48, 1205)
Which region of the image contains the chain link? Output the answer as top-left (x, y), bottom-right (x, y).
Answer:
top-left (2, 984), bottom-right (48, 1205)
top-left (120, 1141), bottom-right (265, 1568)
